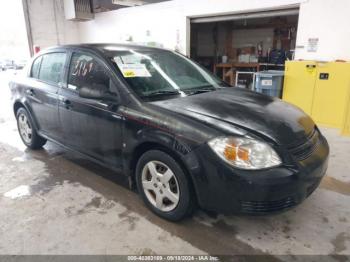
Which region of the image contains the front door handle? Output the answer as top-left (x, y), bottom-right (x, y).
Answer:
top-left (26, 89), bottom-right (35, 96)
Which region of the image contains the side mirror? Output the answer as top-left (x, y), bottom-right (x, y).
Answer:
top-left (78, 85), bottom-right (116, 101)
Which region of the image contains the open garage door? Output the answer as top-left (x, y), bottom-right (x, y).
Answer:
top-left (190, 7), bottom-right (300, 89)
top-left (191, 8), bottom-right (300, 23)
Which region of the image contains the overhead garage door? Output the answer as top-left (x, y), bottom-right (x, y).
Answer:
top-left (191, 8), bottom-right (300, 23)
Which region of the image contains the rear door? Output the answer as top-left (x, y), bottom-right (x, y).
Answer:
top-left (25, 52), bottom-right (67, 140)
top-left (58, 51), bottom-right (123, 168)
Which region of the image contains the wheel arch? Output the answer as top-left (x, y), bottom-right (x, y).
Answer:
top-left (128, 141), bottom-right (198, 203)
top-left (13, 100), bottom-right (39, 131)
top-left (13, 101), bottom-right (25, 116)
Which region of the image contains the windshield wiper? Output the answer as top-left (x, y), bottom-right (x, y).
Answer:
top-left (184, 88), bottom-right (215, 96)
top-left (142, 90), bottom-right (181, 98)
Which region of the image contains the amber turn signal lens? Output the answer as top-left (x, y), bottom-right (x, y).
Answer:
top-left (237, 147), bottom-right (250, 161)
top-left (223, 143), bottom-right (250, 162)
top-left (224, 144), bottom-right (237, 161)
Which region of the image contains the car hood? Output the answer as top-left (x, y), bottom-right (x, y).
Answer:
top-left (151, 88), bottom-right (315, 145)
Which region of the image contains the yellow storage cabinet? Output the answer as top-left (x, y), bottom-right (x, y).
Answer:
top-left (283, 61), bottom-right (317, 115)
top-left (312, 62), bottom-right (350, 128)
top-left (283, 61), bottom-right (350, 129)
top-left (341, 92), bottom-right (350, 136)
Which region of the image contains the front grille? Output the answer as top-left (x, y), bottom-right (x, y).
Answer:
top-left (240, 197), bottom-right (297, 213)
top-left (288, 128), bottom-right (320, 161)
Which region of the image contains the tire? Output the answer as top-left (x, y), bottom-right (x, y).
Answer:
top-left (135, 150), bottom-right (195, 221)
top-left (16, 107), bottom-right (47, 149)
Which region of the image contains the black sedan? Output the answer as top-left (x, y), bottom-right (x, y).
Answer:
top-left (9, 44), bottom-right (329, 221)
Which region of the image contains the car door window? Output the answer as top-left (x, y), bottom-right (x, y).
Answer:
top-left (30, 56), bottom-right (42, 79)
top-left (39, 53), bottom-right (66, 84)
top-left (68, 53), bottom-right (113, 94)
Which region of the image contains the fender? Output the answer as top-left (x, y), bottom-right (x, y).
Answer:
top-left (121, 117), bottom-right (201, 173)
top-left (119, 104), bottom-right (210, 179)
top-left (121, 125), bottom-right (203, 198)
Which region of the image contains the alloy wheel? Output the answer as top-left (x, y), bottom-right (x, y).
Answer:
top-left (18, 113), bottom-right (32, 144)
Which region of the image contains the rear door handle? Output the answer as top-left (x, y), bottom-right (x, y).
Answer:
top-left (26, 89), bottom-right (35, 96)
top-left (61, 98), bottom-right (72, 109)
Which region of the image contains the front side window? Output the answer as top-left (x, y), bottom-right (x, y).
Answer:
top-left (104, 48), bottom-right (226, 100)
top-left (39, 53), bottom-right (66, 84)
top-left (68, 53), bottom-right (112, 94)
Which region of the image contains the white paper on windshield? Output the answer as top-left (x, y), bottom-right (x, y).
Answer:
top-left (118, 64), bottom-right (152, 78)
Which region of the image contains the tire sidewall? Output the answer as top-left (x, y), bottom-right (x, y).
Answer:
top-left (16, 107), bottom-right (43, 149)
top-left (136, 150), bottom-right (192, 221)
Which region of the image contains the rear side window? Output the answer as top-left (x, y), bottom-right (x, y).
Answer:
top-left (38, 53), bottom-right (66, 84)
top-left (68, 53), bottom-right (111, 91)
top-left (31, 57), bottom-right (42, 78)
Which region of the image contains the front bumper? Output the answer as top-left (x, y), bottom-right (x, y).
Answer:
top-left (187, 134), bottom-right (329, 214)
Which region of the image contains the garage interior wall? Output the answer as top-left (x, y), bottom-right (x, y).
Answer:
top-left (77, 1), bottom-right (186, 51)
top-left (78, 0), bottom-right (305, 55)
top-left (294, 0), bottom-right (350, 61)
top-left (194, 25), bottom-right (276, 57)
top-left (24, 0), bottom-right (80, 51)
top-left (192, 16), bottom-right (298, 58)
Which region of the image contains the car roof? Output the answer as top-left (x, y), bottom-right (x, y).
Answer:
top-left (45, 43), bottom-right (168, 54)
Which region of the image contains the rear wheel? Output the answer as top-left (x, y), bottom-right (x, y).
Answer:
top-left (16, 108), bottom-right (47, 149)
top-left (136, 150), bottom-right (195, 221)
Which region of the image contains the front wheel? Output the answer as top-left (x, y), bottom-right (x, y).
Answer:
top-left (16, 108), bottom-right (47, 149)
top-left (135, 150), bottom-right (195, 221)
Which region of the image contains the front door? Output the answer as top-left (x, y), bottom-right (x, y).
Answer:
top-left (58, 51), bottom-right (123, 168)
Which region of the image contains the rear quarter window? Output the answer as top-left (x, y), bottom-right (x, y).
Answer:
top-left (30, 57), bottom-right (42, 79)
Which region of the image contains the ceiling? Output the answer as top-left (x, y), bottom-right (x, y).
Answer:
top-left (92, 0), bottom-right (170, 13)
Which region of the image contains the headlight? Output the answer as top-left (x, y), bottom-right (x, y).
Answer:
top-left (208, 137), bottom-right (281, 170)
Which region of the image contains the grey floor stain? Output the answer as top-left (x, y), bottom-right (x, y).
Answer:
top-left (331, 232), bottom-right (350, 254)
top-left (118, 209), bottom-right (140, 231)
top-left (85, 196), bottom-right (102, 209)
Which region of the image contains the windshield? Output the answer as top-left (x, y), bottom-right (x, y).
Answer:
top-left (105, 48), bottom-right (227, 100)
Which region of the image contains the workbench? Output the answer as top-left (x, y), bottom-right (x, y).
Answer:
top-left (214, 62), bottom-right (284, 86)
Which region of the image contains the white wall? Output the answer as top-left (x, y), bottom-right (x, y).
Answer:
top-left (78, 1), bottom-right (186, 51)
top-left (294, 0), bottom-right (350, 61)
top-left (27, 0), bottom-right (80, 50)
top-left (78, 0), bottom-right (304, 55)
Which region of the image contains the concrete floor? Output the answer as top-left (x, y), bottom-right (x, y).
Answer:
top-left (0, 71), bottom-right (349, 259)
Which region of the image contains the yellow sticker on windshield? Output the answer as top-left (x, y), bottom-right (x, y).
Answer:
top-left (124, 71), bottom-right (136, 77)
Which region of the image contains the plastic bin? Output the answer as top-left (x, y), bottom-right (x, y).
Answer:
top-left (254, 70), bottom-right (284, 98)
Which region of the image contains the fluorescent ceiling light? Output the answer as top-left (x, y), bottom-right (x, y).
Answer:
top-left (112, 0), bottom-right (146, 6)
